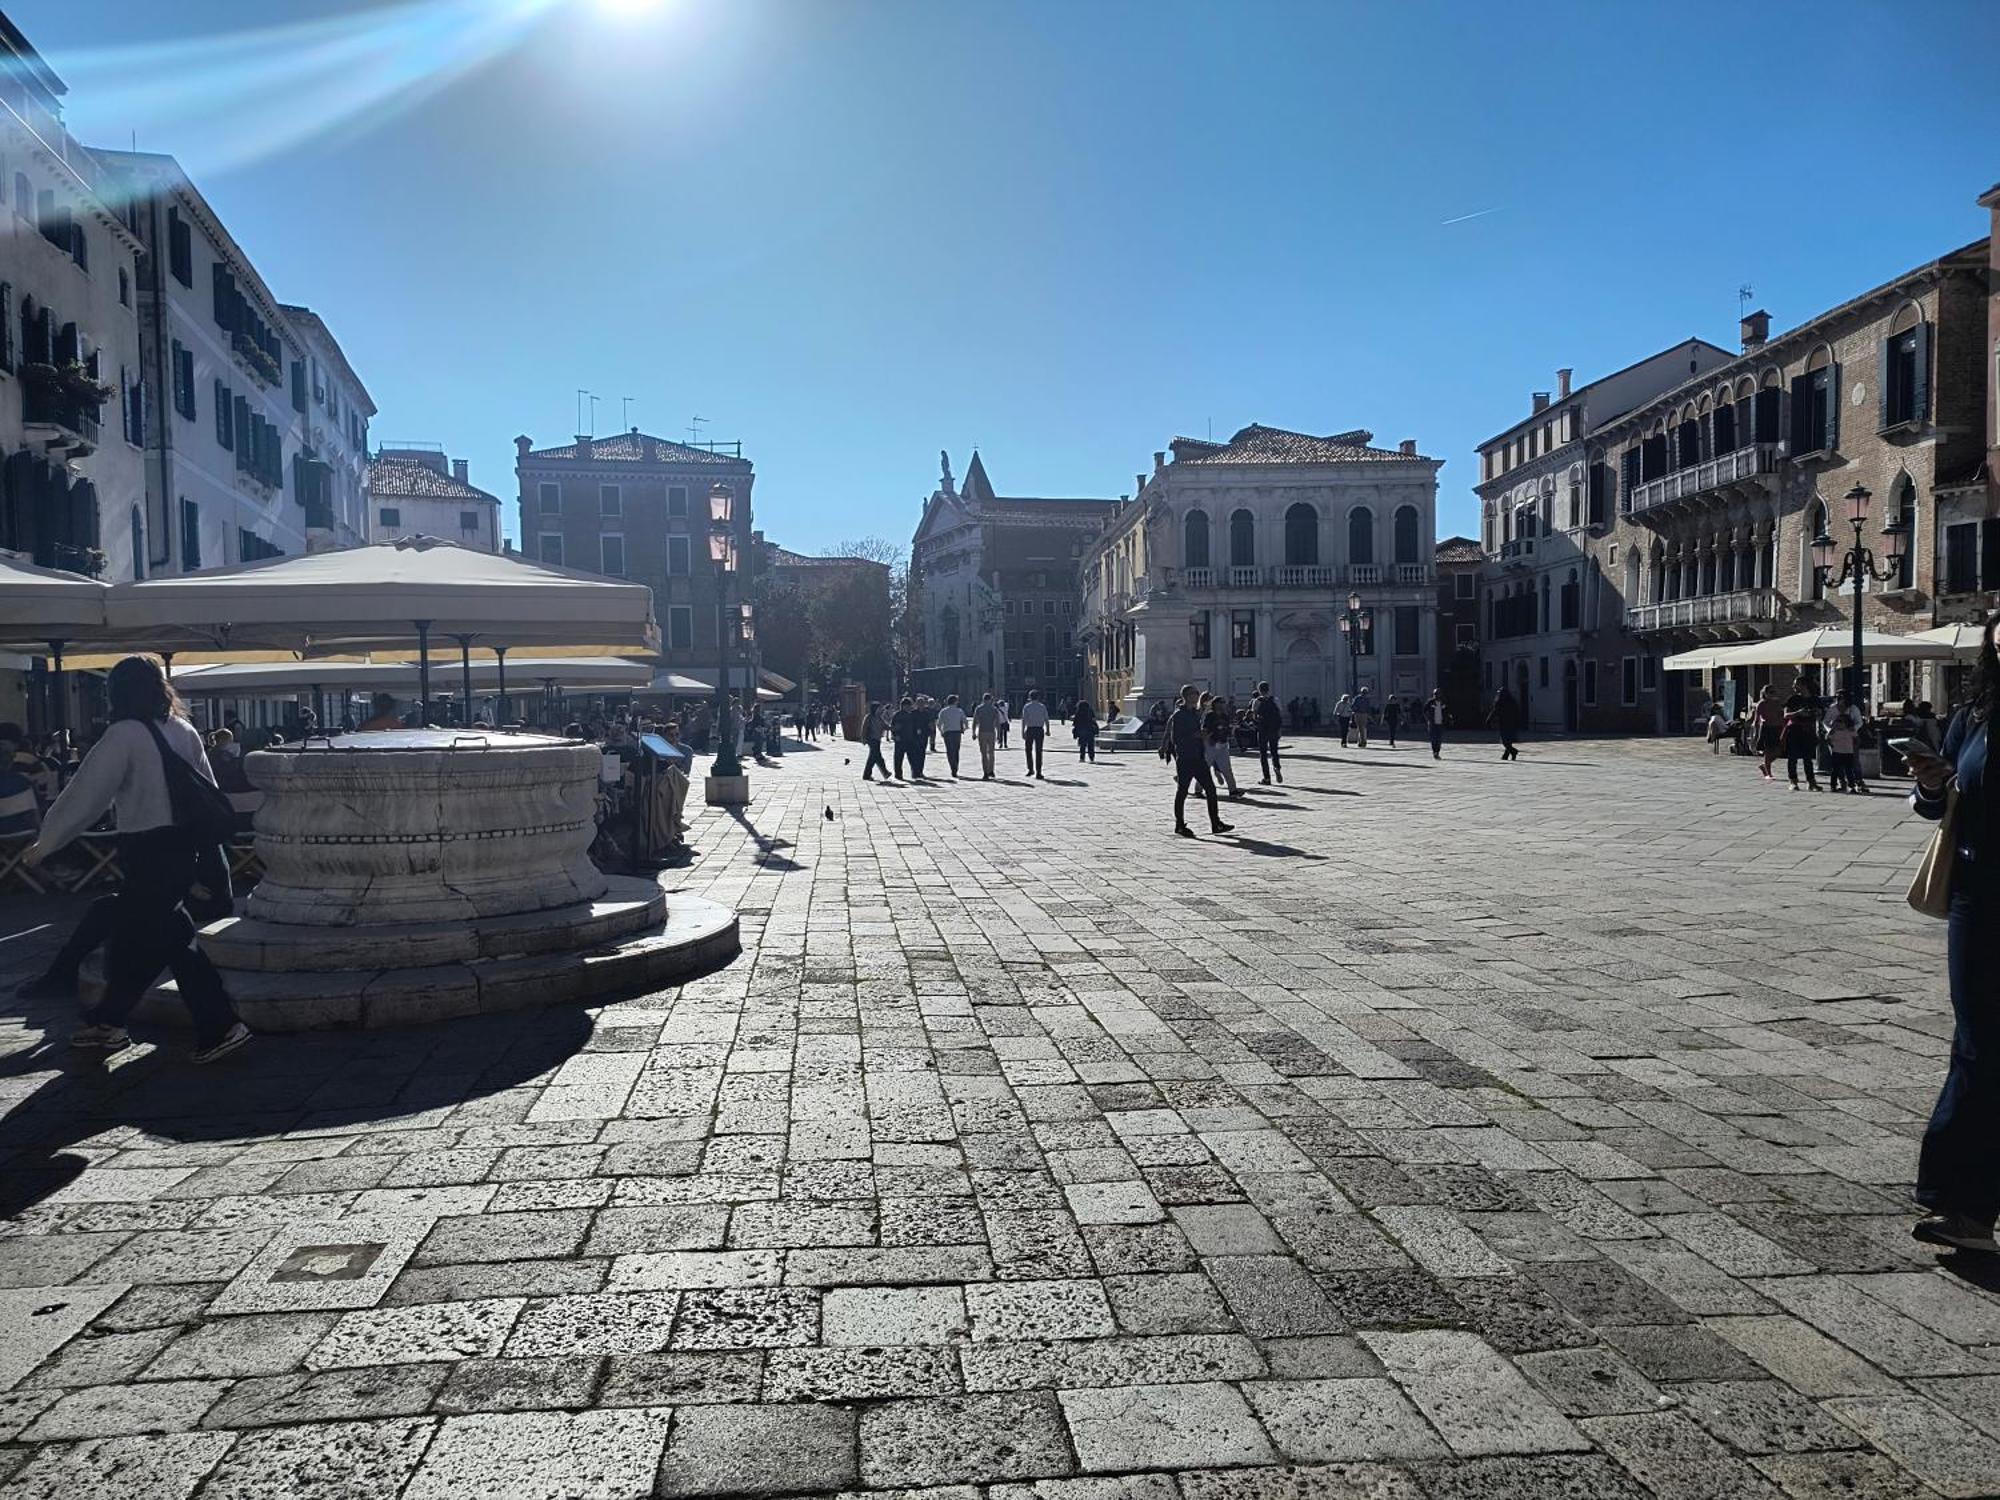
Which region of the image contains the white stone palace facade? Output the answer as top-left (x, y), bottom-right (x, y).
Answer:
top-left (1081, 425), bottom-right (1443, 715)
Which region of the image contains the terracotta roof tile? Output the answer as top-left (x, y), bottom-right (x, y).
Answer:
top-left (1435, 536), bottom-right (1485, 564)
top-left (1176, 423), bottom-right (1434, 465)
top-left (526, 431), bottom-right (748, 466)
top-left (366, 457), bottom-right (498, 504)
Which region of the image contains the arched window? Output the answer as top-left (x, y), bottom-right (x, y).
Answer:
top-left (1283, 504), bottom-right (1318, 566)
top-left (1893, 475), bottom-right (1916, 589)
top-left (1393, 505), bottom-right (1420, 565)
top-left (1347, 507), bottom-right (1374, 566)
top-left (130, 506), bottom-right (145, 581)
top-left (1229, 509), bottom-right (1255, 567)
top-left (1183, 509), bottom-right (1210, 569)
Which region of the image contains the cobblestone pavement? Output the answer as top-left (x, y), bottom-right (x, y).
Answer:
top-left (3, 729), bottom-right (1997, 1499)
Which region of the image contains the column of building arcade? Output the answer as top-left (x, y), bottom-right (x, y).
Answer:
top-left (1642, 520), bottom-right (1776, 605)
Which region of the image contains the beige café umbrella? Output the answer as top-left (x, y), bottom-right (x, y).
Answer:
top-left (1908, 622), bottom-right (1986, 659)
top-left (104, 536), bottom-right (660, 713)
top-left (1699, 626), bottom-right (1958, 668)
top-left (0, 552), bottom-right (114, 729)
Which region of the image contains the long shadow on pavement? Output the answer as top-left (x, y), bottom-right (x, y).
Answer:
top-left (0, 1006), bottom-right (595, 1220)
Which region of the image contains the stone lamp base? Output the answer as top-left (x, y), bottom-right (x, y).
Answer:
top-left (705, 773), bottom-right (751, 806)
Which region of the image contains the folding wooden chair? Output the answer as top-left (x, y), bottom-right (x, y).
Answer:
top-left (67, 829), bottom-right (123, 892)
top-left (227, 791), bottom-right (264, 884)
top-left (0, 789), bottom-right (45, 894)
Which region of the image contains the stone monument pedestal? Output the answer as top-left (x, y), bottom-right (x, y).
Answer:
top-left (704, 773), bottom-right (750, 806)
top-left (88, 730), bottom-right (738, 1033)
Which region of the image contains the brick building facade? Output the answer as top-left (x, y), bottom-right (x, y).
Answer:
top-left (513, 428), bottom-right (754, 686)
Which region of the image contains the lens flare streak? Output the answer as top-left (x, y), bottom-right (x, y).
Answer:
top-left (49, 0), bottom-right (564, 181)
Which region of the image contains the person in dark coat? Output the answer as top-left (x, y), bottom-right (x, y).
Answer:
top-left (1487, 687), bottom-right (1523, 761)
top-left (1071, 700), bottom-right (1099, 762)
top-left (1253, 681), bottom-right (1284, 785)
top-left (1161, 684), bottom-right (1233, 838)
top-left (1907, 612), bottom-right (2000, 1253)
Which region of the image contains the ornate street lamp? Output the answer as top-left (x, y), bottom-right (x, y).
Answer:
top-left (708, 482), bottom-right (744, 781)
top-left (1337, 589), bottom-right (1373, 699)
top-left (1812, 482), bottom-right (1908, 707)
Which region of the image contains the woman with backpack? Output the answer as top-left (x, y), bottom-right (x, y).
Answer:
top-left (21, 655), bottom-right (249, 1062)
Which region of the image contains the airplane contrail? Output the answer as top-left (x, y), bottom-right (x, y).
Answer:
top-left (1441, 207), bottom-right (1503, 226)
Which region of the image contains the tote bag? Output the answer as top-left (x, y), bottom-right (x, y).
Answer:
top-left (1907, 786), bottom-right (1958, 920)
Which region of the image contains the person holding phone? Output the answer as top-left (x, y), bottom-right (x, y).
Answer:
top-left (1906, 612), bottom-right (2000, 1254)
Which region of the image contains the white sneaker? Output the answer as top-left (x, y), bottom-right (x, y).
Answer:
top-left (191, 1022), bottom-right (253, 1065)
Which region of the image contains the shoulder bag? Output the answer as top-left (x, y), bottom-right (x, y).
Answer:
top-left (142, 720), bottom-right (238, 846)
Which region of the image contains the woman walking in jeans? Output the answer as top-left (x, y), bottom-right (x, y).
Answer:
top-left (1906, 611), bottom-right (2000, 1253)
top-left (22, 656), bottom-right (249, 1063)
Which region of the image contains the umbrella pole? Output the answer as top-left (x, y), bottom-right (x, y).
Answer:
top-left (310, 684), bottom-right (322, 737)
top-left (414, 620), bottom-right (432, 722)
top-left (495, 646), bottom-right (509, 727)
top-left (456, 635), bottom-right (475, 728)
top-left (47, 639), bottom-right (65, 736)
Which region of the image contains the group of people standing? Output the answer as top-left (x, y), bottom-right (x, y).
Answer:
top-left (860, 690), bottom-right (1068, 783)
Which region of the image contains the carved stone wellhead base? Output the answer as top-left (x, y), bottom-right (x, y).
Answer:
top-left (86, 730), bottom-right (739, 1031)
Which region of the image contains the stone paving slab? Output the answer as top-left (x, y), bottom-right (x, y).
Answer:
top-left (2, 732), bottom-right (1996, 1497)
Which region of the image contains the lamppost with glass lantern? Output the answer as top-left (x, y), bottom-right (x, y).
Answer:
top-left (1336, 590), bottom-right (1372, 700)
top-left (1811, 482), bottom-right (1908, 708)
top-left (707, 482), bottom-right (745, 783)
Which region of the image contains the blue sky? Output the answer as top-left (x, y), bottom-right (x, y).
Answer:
top-left (22, 0), bottom-right (2000, 553)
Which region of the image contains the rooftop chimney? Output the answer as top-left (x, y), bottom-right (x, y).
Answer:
top-left (1557, 368), bottom-right (1573, 399)
top-left (1740, 309), bottom-right (1770, 353)
top-left (641, 435), bottom-right (658, 463)
top-left (1153, 451), bottom-right (1167, 474)
top-left (1398, 439), bottom-right (1417, 456)
top-left (1136, 474), bottom-right (1146, 497)
top-left (1532, 392), bottom-right (1550, 414)
top-left (514, 435), bottom-right (532, 459)
top-left (574, 433), bottom-right (593, 460)
top-left (451, 459), bottom-right (469, 485)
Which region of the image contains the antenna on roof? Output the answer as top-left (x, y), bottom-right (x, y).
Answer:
top-left (621, 396), bottom-right (634, 430)
top-left (688, 415), bottom-right (707, 445)
top-left (575, 389), bottom-right (589, 434)
top-left (587, 394), bottom-right (600, 437)
top-left (1738, 283), bottom-right (1754, 318)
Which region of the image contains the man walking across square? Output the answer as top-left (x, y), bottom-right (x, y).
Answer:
top-left (937, 694), bottom-right (967, 778)
top-left (861, 701), bottom-right (894, 782)
top-left (995, 698), bottom-right (1011, 749)
top-left (1162, 684), bottom-right (1233, 838)
top-left (971, 692), bottom-right (1000, 780)
top-left (1253, 681), bottom-right (1284, 785)
top-left (1020, 690), bottom-right (1049, 779)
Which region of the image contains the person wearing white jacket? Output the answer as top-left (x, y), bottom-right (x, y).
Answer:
top-left (24, 657), bottom-right (249, 1062)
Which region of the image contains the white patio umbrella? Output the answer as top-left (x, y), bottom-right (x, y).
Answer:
top-left (105, 536), bottom-right (660, 712)
top-left (1908, 623), bottom-right (1986, 658)
top-left (1701, 627), bottom-right (1957, 668)
top-left (1661, 645), bottom-right (1737, 672)
top-left (0, 553), bottom-right (112, 729)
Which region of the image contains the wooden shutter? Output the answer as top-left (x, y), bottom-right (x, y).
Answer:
top-left (1910, 323), bottom-right (1930, 424)
top-left (1788, 376), bottom-right (1810, 450)
top-left (1982, 520), bottom-right (2000, 592)
top-left (1824, 364), bottom-right (1839, 452)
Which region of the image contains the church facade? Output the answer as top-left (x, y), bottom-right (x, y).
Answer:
top-left (908, 452), bottom-right (1118, 704)
top-left (1081, 425), bottom-right (1443, 716)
